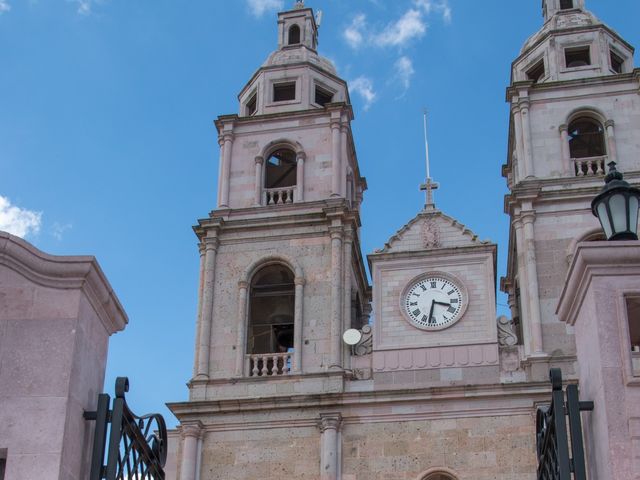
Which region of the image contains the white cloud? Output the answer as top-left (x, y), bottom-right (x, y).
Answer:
top-left (0, 0), bottom-right (10, 14)
top-left (349, 76), bottom-right (377, 111)
top-left (67, 0), bottom-right (104, 16)
top-left (246, 0), bottom-right (283, 18)
top-left (414, 0), bottom-right (452, 24)
top-left (0, 196), bottom-right (42, 239)
top-left (344, 13), bottom-right (367, 49)
top-left (394, 56), bottom-right (414, 91)
top-left (374, 9), bottom-right (426, 47)
top-left (51, 222), bottom-right (72, 241)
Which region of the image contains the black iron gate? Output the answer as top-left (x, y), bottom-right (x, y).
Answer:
top-left (84, 377), bottom-right (168, 480)
top-left (536, 368), bottom-right (593, 480)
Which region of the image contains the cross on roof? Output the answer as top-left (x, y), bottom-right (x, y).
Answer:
top-left (420, 109), bottom-right (439, 210)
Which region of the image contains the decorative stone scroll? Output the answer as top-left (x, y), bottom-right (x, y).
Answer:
top-left (497, 315), bottom-right (519, 346)
top-left (422, 215), bottom-right (441, 248)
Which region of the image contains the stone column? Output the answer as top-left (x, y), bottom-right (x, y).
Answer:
top-left (179, 423), bottom-right (203, 480)
top-left (254, 156), bottom-right (264, 206)
top-left (219, 133), bottom-right (233, 208)
top-left (559, 124), bottom-right (572, 176)
top-left (296, 152), bottom-right (306, 202)
top-left (216, 137), bottom-right (224, 207)
top-left (235, 280), bottom-right (249, 377)
top-left (319, 413), bottom-right (342, 480)
top-left (341, 125), bottom-right (349, 197)
top-left (293, 276), bottom-right (305, 373)
top-left (330, 227), bottom-right (343, 369)
top-left (193, 243), bottom-right (206, 378)
top-left (511, 102), bottom-right (525, 182)
top-left (342, 228), bottom-right (353, 367)
top-left (196, 236), bottom-right (218, 379)
top-left (605, 119), bottom-right (618, 165)
top-left (520, 97), bottom-right (534, 178)
top-left (331, 120), bottom-right (342, 197)
top-left (513, 218), bottom-right (531, 355)
top-left (521, 211), bottom-right (544, 355)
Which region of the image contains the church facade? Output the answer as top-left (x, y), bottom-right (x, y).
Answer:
top-left (167, 1), bottom-right (640, 479)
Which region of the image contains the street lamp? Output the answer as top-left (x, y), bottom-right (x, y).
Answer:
top-left (591, 161), bottom-right (640, 240)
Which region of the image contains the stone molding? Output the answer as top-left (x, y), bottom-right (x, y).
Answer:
top-left (180, 422), bottom-right (204, 439)
top-left (416, 467), bottom-right (460, 480)
top-left (318, 413), bottom-right (342, 433)
top-left (240, 253), bottom-right (304, 283)
top-left (0, 231), bottom-right (127, 334)
top-left (372, 344), bottom-right (499, 372)
top-left (557, 240), bottom-right (640, 325)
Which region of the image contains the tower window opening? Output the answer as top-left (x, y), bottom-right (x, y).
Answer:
top-left (565, 47), bottom-right (591, 68)
top-left (273, 82), bottom-right (296, 102)
top-left (610, 50), bottom-right (624, 74)
top-left (626, 296), bottom-right (640, 375)
top-left (526, 60), bottom-right (545, 83)
top-left (246, 93), bottom-right (257, 116)
top-left (247, 265), bottom-right (295, 375)
top-left (315, 86), bottom-right (333, 106)
top-left (559, 0), bottom-right (573, 10)
top-left (568, 117), bottom-right (606, 159)
top-left (265, 149), bottom-right (297, 189)
top-left (288, 24), bottom-right (301, 45)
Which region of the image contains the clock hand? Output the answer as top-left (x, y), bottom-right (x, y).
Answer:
top-left (428, 300), bottom-right (436, 324)
top-left (434, 301), bottom-right (451, 306)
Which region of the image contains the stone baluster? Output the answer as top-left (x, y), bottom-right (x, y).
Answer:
top-left (252, 356), bottom-right (259, 376)
top-left (260, 355), bottom-right (267, 376)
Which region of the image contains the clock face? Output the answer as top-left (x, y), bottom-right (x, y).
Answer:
top-left (402, 275), bottom-right (466, 330)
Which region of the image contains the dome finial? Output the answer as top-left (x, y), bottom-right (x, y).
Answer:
top-left (294, 0), bottom-right (305, 9)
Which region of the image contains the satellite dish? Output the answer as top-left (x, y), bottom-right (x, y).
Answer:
top-left (315, 10), bottom-right (323, 27)
top-left (342, 328), bottom-right (362, 346)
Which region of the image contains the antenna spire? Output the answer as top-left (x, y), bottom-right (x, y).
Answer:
top-left (419, 109), bottom-right (439, 210)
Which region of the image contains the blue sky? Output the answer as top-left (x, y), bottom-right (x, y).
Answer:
top-left (2, 0), bottom-right (639, 426)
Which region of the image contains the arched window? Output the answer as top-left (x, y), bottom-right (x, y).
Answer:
top-left (423, 473), bottom-right (456, 480)
top-left (247, 264), bottom-right (295, 358)
top-left (264, 149), bottom-right (297, 204)
top-left (288, 25), bottom-right (301, 45)
top-left (419, 468), bottom-right (459, 480)
top-left (568, 117), bottom-right (606, 159)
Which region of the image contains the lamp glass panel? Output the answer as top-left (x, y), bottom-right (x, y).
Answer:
top-left (630, 196), bottom-right (639, 234)
top-left (597, 202), bottom-right (613, 238)
top-left (611, 193), bottom-right (628, 233)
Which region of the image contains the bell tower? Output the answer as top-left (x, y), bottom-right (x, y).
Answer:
top-left (502, 0), bottom-right (640, 378)
top-left (188, 1), bottom-right (369, 403)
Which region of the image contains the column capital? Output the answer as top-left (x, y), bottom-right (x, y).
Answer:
top-left (330, 119), bottom-right (342, 130)
top-left (520, 210), bottom-right (536, 224)
top-left (318, 413), bottom-right (342, 433)
top-left (605, 119), bottom-right (615, 129)
top-left (198, 243), bottom-right (206, 256)
top-left (559, 123), bottom-right (568, 133)
top-left (296, 151), bottom-right (306, 161)
top-left (204, 236), bottom-right (219, 251)
top-left (294, 276), bottom-right (306, 286)
top-left (223, 132), bottom-right (234, 143)
top-left (181, 422), bottom-right (204, 439)
top-left (238, 280), bottom-right (248, 289)
top-left (329, 226), bottom-right (343, 240)
top-left (217, 136), bottom-right (225, 147)
top-left (254, 155), bottom-right (264, 165)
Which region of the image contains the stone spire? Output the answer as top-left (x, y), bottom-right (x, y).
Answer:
top-left (542, 0), bottom-right (585, 22)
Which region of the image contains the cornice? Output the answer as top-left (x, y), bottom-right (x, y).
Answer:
top-left (0, 231), bottom-right (127, 335)
top-left (557, 241), bottom-right (640, 325)
top-left (167, 380), bottom-right (552, 425)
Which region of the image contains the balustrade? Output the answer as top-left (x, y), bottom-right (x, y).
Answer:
top-left (573, 156), bottom-right (606, 176)
top-left (264, 186), bottom-right (295, 205)
top-left (247, 351), bottom-right (292, 377)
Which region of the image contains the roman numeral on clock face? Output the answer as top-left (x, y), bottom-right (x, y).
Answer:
top-left (447, 306), bottom-right (456, 313)
top-left (412, 309), bottom-right (421, 316)
top-left (430, 281), bottom-right (437, 288)
top-left (409, 301), bottom-right (418, 306)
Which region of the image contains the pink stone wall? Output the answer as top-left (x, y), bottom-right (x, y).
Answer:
top-left (0, 232), bottom-right (127, 480)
